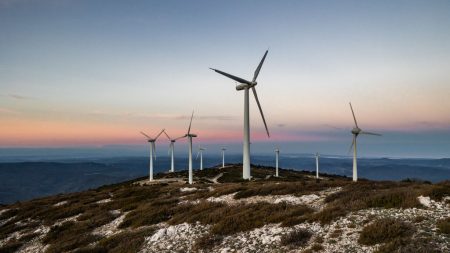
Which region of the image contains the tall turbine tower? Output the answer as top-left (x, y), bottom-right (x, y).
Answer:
top-left (210, 50), bottom-right (270, 179)
top-left (349, 103), bottom-right (382, 182)
top-left (315, 152), bottom-right (320, 179)
top-left (140, 129), bottom-right (164, 181)
top-left (162, 130), bottom-right (186, 172)
top-left (221, 148), bottom-right (226, 168)
top-left (196, 147), bottom-right (205, 170)
top-left (183, 111), bottom-right (197, 184)
top-left (274, 148), bottom-right (279, 177)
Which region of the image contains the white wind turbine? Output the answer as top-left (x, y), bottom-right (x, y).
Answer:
top-left (210, 50), bottom-right (270, 179)
top-left (140, 129), bottom-right (165, 181)
top-left (349, 102), bottom-right (382, 182)
top-left (221, 147), bottom-right (226, 168)
top-left (182, 111), bottom-right (197, 184)
top-left (315, 152), bottom-right (320, 179)
top-left (274, 148), bottom-right (280, 177)
top-left (162, 130), bottom-right (186, 173)
top-left (196, 147), bottom-right (205, 170)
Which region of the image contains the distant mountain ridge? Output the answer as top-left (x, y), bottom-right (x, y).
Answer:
top-left (1, 155), bottom-right (450, 204)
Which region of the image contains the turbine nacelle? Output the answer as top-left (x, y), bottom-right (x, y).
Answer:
top-left (235, 82), bottom-right (257, 91)
top-left (186, 134), bottom-right (197, 138)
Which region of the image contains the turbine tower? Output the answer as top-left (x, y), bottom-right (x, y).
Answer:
top-left (140, 129), bottom-right (164, 181)
top-left (349, 102), bottom-right (382, 182)
top-left (210, 50), bottom-right (270, 179)
top-left (196, 147), bottom-right (205, 170)
top-left (183, 111), bottom-right (197, 184)
top-left (162, 130), bottom-right (186, 172)
top-left (275, 148), bottom-right (280, 177)
top-left (315, 152), bottom-right (320, 179)
top-left (221, 148), bottom-right (226, 168)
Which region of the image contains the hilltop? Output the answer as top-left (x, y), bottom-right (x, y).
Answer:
top-left (0, 165), bottom-right (449, 253)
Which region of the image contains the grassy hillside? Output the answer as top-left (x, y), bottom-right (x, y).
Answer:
top-left (0, 164), bottom-right (449, 253)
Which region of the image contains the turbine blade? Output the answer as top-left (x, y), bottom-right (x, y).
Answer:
top-left (252, 87), bottom-right (270, 137)
top-left (361, 131), bottom-right (382, 136)
top-left (152, 142), bottom-right (156, 160)
top-left (162, 130), bottom-right (171, 141)
top-left (209, 68), bottom-right (252, 85)
top-left (187, 111), bottom-right (194, 135)
top-left (252, 50), bottom-right (268, 82)
top-left (154, 129), bottom-right (165, 140)
top-left (349, 102), bottom-right (359, 128)
top-left (140, 131), bottom-right (151, 139)
top-left (174, 135), bottom-right (186, 141)
top-left (348, 138), bottom-right (355, 155)
top-left (168, 142), bottom-right (173, 155)
top-left (196, 151), bottom-right (200, 160)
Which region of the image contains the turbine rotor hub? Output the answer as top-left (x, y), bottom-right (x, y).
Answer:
top-left (351, 127), bottom-right (361, 135)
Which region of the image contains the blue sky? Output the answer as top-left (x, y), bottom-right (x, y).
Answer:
top-left (0, 0), bottom-right (449, 157)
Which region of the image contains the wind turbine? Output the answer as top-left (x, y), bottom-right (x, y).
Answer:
top-left (221, 148), bottom-right (226, 168)
top-left (315, 152), bottom-right (320, 179)
top-left (349, 102), bottom-right (382, 182)
top-left (210, 50), bottom-right (270, 180)
top-left (274, 148), bottom-right (279, 177)
top-left (196, 147), bottom-right (205, 170)
top-left (183, 111), bottom-right (197, 184)
top-left (140, 129), bottom-right (165, 181)
top-left (162, 130), bottom-right (186, 172)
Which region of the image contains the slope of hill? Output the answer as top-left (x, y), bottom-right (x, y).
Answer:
top-left (0, 165), bottom-right (449, 253)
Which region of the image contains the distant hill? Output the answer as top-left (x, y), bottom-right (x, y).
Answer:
top-left (0, 165), bottom-right (449, 253)
top-left (0, 162), bottom-right (145, 204)
top-left (1, 156), bottom-right (450, 205)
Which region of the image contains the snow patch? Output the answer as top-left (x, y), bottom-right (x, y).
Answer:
top-left (0, 209), bottom-right (9, 216)
top-left (180, 187), bottom-right (197, 192)
top-left (418, 195), bottom-right (448, 210)
top-left (206, 187), bottom-right (341, 209)
top-left (54, 214), bottom-right (81, 226)
top-left (418, 195), bottom-right (432, 207)
top-left (92, 211), bottom-right (127, 237)
top-left (96, 198), bottom-right (112, 204)
top-left (140, 222), bottom-right (209, 253)
top-left (53, 200), bottom-right (68, 207)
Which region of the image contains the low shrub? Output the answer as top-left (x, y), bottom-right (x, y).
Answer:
top-left (375, 236), bottom-right (441, 253)
top-left (43, 221), bottom-right (102, 253)
top-left (280, 229), bottom-right (312, 247)
top-left (192, 233), bottom-right (223, 252)
top-left (358, 218), bottom-right (414, 246)
top-left (90, 227), bottom-right (155, 253)
top-left (437, 217), bottom-right (450, 234)
top-left (310, 243), bottom-right (324, 252)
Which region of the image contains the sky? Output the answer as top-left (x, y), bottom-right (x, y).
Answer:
top-left (0, 0), bottom-right (449, 158)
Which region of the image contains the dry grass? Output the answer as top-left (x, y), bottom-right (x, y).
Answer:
top-left (311, 181), bottom-right (429, 224)
top-left (168, 201), bottom-right (313, 235)
top-left (75, 227), bottom-right (155, 253)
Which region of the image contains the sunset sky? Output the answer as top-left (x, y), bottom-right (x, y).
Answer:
top-left (1, 0), bottom-right (449, 157)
